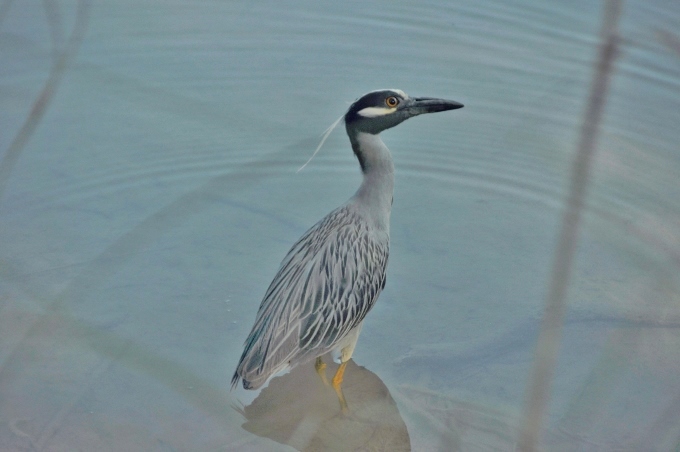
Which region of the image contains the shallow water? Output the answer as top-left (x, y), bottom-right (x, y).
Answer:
top-left (1, 0), bottom-right (679, 450)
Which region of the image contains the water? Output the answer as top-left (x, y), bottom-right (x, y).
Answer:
top-left (1, 0), bottom-right (679, 450)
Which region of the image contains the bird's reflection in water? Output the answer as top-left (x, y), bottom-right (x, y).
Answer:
top-left (236, 356), bottom-right (410, 451)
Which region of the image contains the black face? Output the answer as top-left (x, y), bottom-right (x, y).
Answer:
top-left (344, 89), bottom-right (463, 135)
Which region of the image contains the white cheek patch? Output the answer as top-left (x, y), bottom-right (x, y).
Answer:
top-left (357, 107), bottom-right (397, 118)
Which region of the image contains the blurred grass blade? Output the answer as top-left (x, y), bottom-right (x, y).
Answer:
top-left (517, 0), bottom-right (623, 450)
top-left (0, 0), bottom-right (90, 200)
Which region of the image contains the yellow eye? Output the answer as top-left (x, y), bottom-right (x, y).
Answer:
top-left (385, 96), bottom-right (399, 108)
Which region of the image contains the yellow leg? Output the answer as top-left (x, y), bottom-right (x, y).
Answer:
top-left (331, 361), bottom-right (349, 414)
top-left (314, 357), bottom-right (329, 386)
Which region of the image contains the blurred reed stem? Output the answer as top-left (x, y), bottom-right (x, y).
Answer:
top-left (517, 0), bottom-right (623, 450)
top-left (0, 0), bottom-right (90, 200)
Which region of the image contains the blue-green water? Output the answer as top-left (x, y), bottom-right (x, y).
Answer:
top-left (1, 0), bottom-right (679, 450)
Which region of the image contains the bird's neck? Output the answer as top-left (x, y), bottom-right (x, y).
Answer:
top-left (349, 132), bottom-right (394, 229)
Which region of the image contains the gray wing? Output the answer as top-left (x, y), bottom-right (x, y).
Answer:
top-left (232, 205), bottom-right (389, 389)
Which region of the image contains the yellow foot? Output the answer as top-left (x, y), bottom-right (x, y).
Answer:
top-left (331, 361), bottom-right (349, 414)
top-left (315, 357), bottom-right (330, 386)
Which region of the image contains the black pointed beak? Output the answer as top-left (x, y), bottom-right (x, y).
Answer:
top-left (405, 97), bottom-right (464, 116)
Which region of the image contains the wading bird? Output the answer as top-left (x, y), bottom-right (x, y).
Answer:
top-left (232, 89), bottom-right (463, 412)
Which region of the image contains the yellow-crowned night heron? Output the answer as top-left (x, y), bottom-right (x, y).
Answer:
top-left (232, 89), bottom-right (463, 412)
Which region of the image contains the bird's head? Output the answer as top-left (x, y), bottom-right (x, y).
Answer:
top-left (344, 89), bottom-right (463, 135)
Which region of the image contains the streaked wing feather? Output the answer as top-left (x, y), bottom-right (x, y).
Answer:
top-left (232, 205), bottom-right (388, 388)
